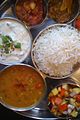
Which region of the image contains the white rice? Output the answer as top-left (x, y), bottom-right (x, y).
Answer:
top-left (32, 25), bottom-right (80, 77)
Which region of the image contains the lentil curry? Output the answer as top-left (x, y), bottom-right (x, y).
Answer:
top-left (0, 65), bottom-right (45, 108)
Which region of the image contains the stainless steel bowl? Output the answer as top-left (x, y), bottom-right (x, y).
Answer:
top-left (31, 24), bottom-right (80, 79)
top-left (0, 17), bottom-right (32, 65)
top-left (47, 0), bottom-right (80, 24)
top-left (14, 0), bottom-right (47, 28)
top-left (48, 81), bottom-right (80, 119)
top-left (0, 64), bottom-right (47, 111)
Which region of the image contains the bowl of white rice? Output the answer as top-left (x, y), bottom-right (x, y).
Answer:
top-left (31, 24), bottom-right (80, 79)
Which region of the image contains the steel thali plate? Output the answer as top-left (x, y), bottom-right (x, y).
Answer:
top-left (0, 0), bottom-right (80, 120)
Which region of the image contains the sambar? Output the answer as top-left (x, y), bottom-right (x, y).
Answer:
top-left (0, 64), bottom-right (46, 111)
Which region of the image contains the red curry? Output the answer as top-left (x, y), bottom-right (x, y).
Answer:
top-left (15, 0), bottom-right (45, 26)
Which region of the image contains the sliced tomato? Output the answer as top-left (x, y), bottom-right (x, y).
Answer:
top-left (76, 94), bottom-right (80, 102)
top-left (49, 96), bottom-right (56, 105)
top-left (75, 18), bottom-right (80, 30)
top-left (55, 97), bottom-right (62, 105)
top-left (60, 88), bottom-right (66, 97)
top-left (59, 104), bottom-right (68, 111)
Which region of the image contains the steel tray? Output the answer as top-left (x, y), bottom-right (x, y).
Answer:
top-left (0, 0), bottom-right (80, 120)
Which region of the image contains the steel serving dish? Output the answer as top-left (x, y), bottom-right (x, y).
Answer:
top-left (0, 0), bottom-right (80, 120)
top-left (0, 64), bottom-right (47, 111)
top-left (13, 0), bottom-right (47, 28)
top-left (31, 24), bottom-right (80, 79)
top-left (12, 0), bottom-right (80, 28)
top-left (47, 0), bottom-right (80, 24)
top-left (48, 81), bottom-right (80, 120)
top-left (0, 17), bottom-right (32, 65)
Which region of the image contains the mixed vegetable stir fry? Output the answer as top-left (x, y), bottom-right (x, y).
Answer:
top-left (48, 84), bottom-right (80, 118)
top-left (0, 34), bottom-right (21, 54)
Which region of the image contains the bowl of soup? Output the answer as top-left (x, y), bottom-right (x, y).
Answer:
top-left (0, 64), bottom-right (46, 111)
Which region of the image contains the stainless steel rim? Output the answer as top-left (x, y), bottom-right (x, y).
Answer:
top-left (48, 82), bottom-right (80, 119)
top-left (0, 63), bottom-right (47, 111)
top-left (47, 0), bottom-right (80, 24)
top-left (14, 0), bottom-right (48, 29)
top-left (31, 24), bottom-right (80, 79)
top-left (0, 17), bottom-right (32, 65)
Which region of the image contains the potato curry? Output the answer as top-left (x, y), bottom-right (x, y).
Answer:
top-left (15, 0), bottom-right (45, 26)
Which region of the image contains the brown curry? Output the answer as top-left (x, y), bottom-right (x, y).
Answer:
top-left (0, 65), bottom-right (45, 108)
top-left (48, 0), bottom-right (74, 23)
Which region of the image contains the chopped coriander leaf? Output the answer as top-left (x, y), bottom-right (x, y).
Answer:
top-left (0, 34), bottom-right (21, 54)
top-left (1, 35), bottom-right (10, 44)
top-left (6, 43), bottom-right (11, 47)
top-left (5, 35), bottom-right (13, 42)
top-left (14, 42), bottom-right (21, 49)
top-left (4, 46), bottom-right (9, 54)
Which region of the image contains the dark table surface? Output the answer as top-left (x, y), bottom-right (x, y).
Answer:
top-left (0, 104), bottom-right (34, 120)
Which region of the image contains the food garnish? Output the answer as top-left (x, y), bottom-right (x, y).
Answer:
top-left (0, 34), bottom-right (21, 54)
top-left (0, 65), bottom-right (45, 108)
